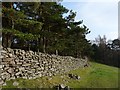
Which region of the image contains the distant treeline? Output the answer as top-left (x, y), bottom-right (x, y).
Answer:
top-left (91, 35), bottom-right (120, 68)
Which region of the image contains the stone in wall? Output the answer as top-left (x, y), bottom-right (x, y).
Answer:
top-left (0, 48), bottom-right (88, 86)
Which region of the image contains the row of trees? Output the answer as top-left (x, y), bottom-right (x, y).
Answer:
top-left (91, 35), bottom-right (120, 67)
top-left (2, 2), bottom-right (119, 67)
top-left (2, 2), bottom-right (92, 58)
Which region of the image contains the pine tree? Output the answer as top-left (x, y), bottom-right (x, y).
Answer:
top-left (2, 2), bottom-right (92, 58)
top-left (2, 2), bottom-right (43, 50)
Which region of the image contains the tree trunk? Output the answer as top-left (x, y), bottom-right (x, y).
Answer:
top-left (7, 35), bottom-right (12, 48)
top-left (28, 41), bottom-right (30, 51)
top-left (2, 34), bottom-right (7, 48)
top-left (43, 37), bottom-right (46, 53)
top-left (11, 19), bottom-right (14, 29)
top-left (2, 2), bottom-right (13, 48)
top-left (55, 49), bottom-right (58, 55)
top-left (7, 19), bottom-right (14, 48)
top-left (37, 38), bottom-right (40, 52)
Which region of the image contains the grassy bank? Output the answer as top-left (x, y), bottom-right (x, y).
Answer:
top-left (2, 62), bottom-right (118, 89)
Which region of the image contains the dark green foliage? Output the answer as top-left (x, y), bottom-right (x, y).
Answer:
top-left (2, 2), bottom-right (43, 50)
top-left (2, 2), bottom-right (91, 58)
top-left (91, 36), bottom-right (119, 67)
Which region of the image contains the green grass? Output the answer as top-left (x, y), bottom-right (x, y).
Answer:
top-left (2, 62), bottom-right (119, 89)
top-left (67, 62), bottom-right (118, 88)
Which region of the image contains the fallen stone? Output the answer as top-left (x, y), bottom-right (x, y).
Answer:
top-left (13, 81), bottom-right (19, 86)
top-left (54, 84), bottom-right (70, 90)
top-left (59, 84), bottom-right (66, 89)
top-left (68, 74), bottom-right (80, 80)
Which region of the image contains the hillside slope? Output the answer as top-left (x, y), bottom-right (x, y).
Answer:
top-left (2, 61), bottom-right (118, 89)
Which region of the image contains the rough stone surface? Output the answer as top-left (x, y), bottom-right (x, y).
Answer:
top-left (55, 84), bottom-right (70, 90)
top-left (0, 48), bottom-right (88, 86)
top-left (68, 74), bottom-right (81, 80)
top-left (13, 81), bottom-right (19, 86)
top-left (59, 84), bottom-right (66, 88)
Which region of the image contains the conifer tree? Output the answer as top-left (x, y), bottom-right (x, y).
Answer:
top-left (2, 2), bottom-right (43, 50)
top-left (2, 2), bottom-right (92, 58)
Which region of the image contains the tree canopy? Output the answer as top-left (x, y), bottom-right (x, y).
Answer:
top-left (2, 2), bottom-right (91, 58)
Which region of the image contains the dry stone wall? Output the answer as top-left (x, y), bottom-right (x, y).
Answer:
top-left (0, 47), bottom-right (88, 86)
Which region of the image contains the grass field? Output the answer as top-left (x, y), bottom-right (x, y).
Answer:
top-left (2, 61), bottom-right (119, 89)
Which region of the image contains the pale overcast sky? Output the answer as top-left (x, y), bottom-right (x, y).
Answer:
top-left (61, 0), bottom-right (119, 40)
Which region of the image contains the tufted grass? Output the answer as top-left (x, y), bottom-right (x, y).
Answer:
top-left (66, 62), bottom-right (118, 88)
top-left (2, 61), bottom-right (118, 89)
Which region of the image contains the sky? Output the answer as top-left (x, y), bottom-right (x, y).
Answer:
top-left (61, 0), bottom-right (119, 41)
